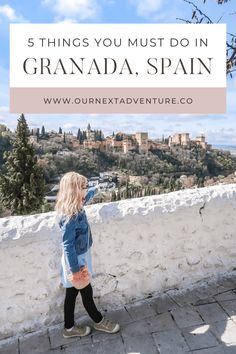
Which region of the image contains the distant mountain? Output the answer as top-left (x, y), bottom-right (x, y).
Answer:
top-left (212, 145), bottom-right (236, 156)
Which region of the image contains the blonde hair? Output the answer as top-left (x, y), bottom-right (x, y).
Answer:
top-left (55, 172), bottom-right (87, 221)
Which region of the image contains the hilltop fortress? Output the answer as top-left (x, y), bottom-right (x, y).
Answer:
top-left (29, 123), bottom-right (208, 154)
top-left (81, 124), bottom-right (207, 153)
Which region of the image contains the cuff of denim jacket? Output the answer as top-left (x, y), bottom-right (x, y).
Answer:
top-left (71, 264), bottom-right (80, 273)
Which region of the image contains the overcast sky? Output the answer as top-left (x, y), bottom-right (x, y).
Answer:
top-left (0, 0), bottom-right (235, 144)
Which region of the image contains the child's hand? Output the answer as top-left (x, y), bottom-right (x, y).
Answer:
top-left (70, 272), bottom-right (81, 282)
top-left (69, 267), bottom-right (90, 282)
top-left (68, 267), bottom-right (90, 289)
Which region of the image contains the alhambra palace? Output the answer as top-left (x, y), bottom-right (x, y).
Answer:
top-left (60, 124), bottom-right (206, 153)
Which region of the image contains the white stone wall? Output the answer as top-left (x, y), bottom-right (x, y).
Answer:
top-left (1, 184), bottom-right (236, 338)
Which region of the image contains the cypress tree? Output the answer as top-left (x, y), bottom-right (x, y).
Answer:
top-left (125, 180), bottom-right (129, 198)
top-left (0, 114), bottom-right (45, 215)
top-left (116, 189), bottom-right (121, 201)
top-left (111, 191), bottom-right (116, 202)
top-left (36, 128), bottom-right (40, 142)
top-left (41, 125), bottom-right (46, 136)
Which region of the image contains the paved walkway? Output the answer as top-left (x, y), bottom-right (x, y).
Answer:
top-left (2, 273), bottom-right (236, 354)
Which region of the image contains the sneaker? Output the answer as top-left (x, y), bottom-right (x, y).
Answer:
top-left (63, 325), bottom-right (91, 338)
top-left (94, 317), bottom-right (120, 334)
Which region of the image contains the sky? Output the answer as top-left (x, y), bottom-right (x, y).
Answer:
top-left (0, 0), bottom-right (235, 144)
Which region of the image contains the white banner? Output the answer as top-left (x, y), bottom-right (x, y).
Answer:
top-left (10, 23), bottom-right (226, 88)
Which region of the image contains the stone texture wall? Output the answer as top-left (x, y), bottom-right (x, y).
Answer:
top-left (1, 184), bottom-right (236, 338)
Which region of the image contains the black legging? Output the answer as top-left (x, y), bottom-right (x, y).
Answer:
top-left (64, 283), bottom-right (103, 329)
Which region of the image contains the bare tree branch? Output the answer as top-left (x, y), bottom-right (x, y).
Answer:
top-left (181, 0), bottom-right (236, 76)
top-left (183, 0), bottom-right (213, 23)
top-left (176, 17), bottom-right (192, 24)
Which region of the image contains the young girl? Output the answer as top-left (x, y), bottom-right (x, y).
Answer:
top-left (55, 171), bottom-right (120, 338)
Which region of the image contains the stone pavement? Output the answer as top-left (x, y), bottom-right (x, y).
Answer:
top-left (2, 273), bottom-right (236, 354)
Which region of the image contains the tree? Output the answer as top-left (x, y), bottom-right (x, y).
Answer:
top-left (116, 189), bottom-right (121, 200)
top-left (0, 133), bottom-right (11, 166)
top-left (111, 190), bottom-right (117, 201)
top-left (36, 128), bottom-right (40, 142)
top-left (41, 125), bottom-right (46, 136)
top-left (115, 133), bottom-right (123, 141)
top-left (125, 179), bottom-right (129, 198)
top-left (0, 114), bottom-right (45, 215)
top-left (180, 0), bottom-right (236, 76)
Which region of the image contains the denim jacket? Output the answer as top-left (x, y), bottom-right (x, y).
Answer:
top-left (59, 187), bottom-right (98, 273)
